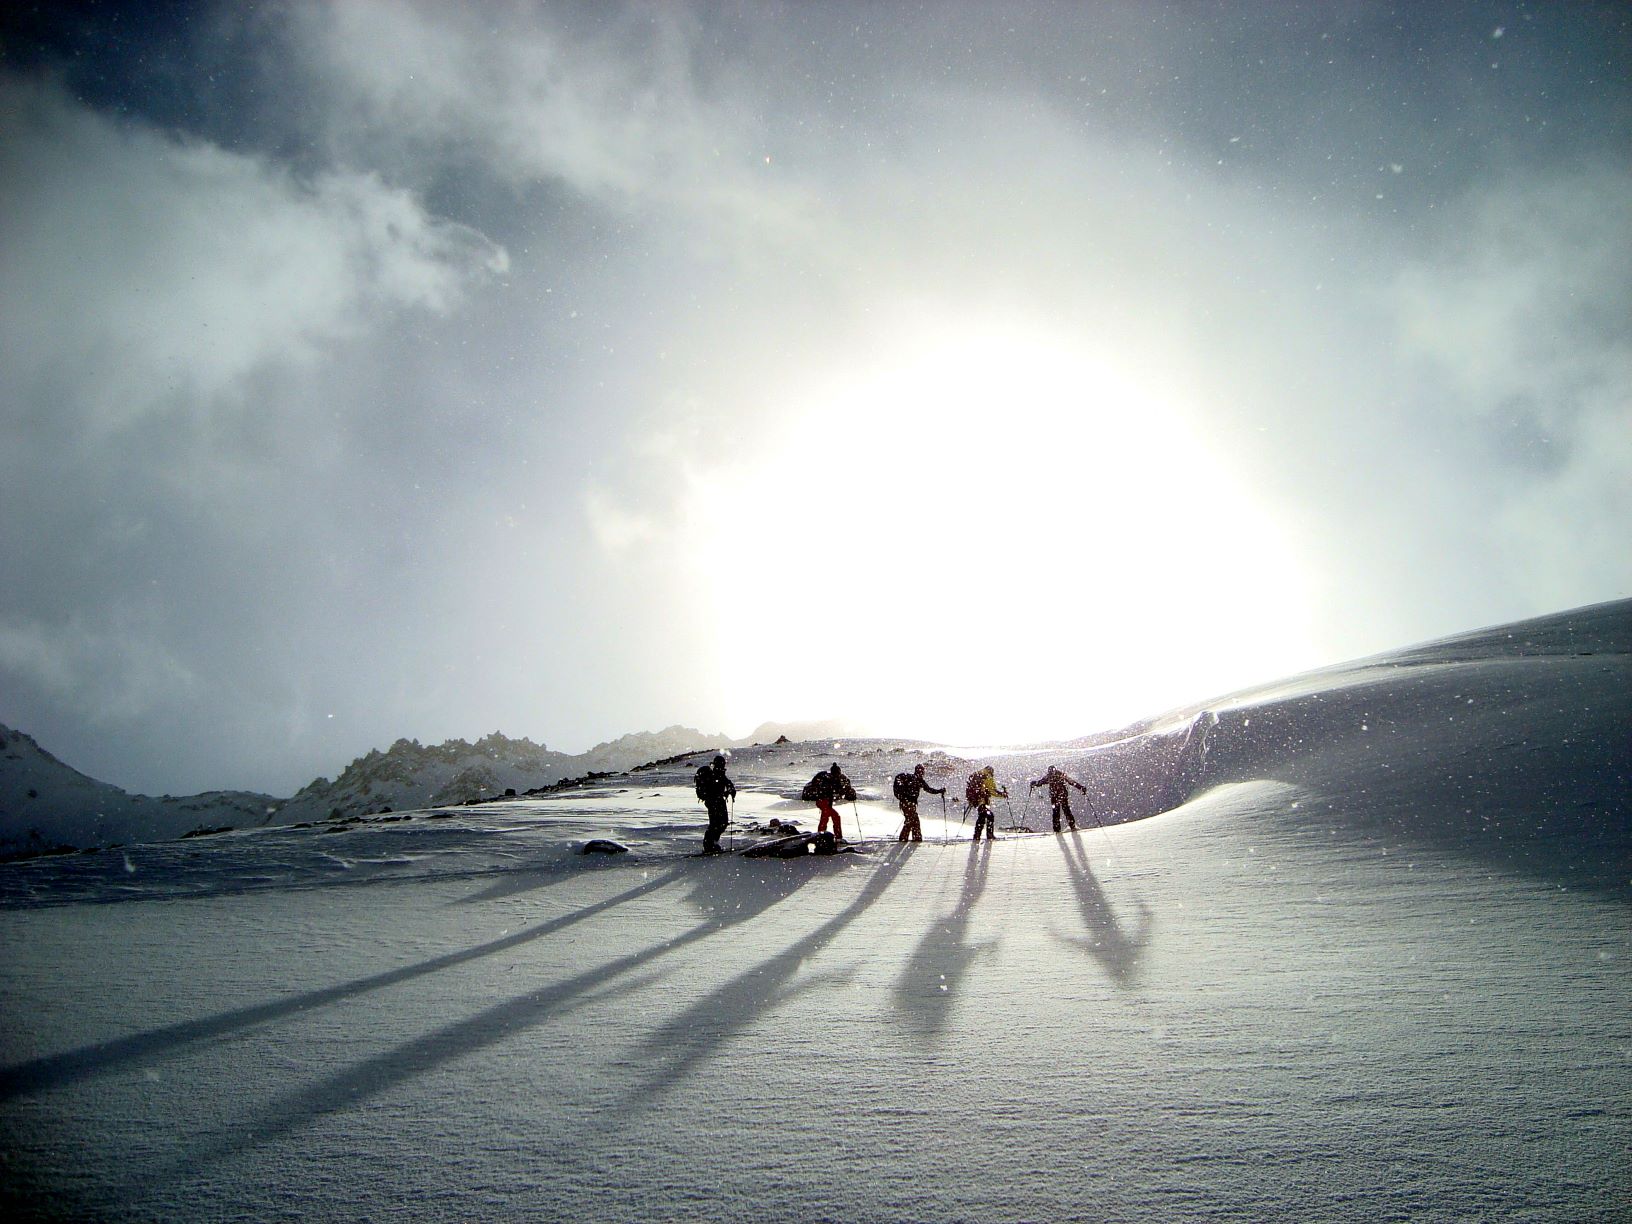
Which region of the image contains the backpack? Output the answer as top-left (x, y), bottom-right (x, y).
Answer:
top-left (800, 772), bottom-right (827, 802)
top-left (694, 766), bottom-right (712, 801)
top-left (892, 772), bottom-right (914, 802)
top-left (964, 772), bottom-right (983, 805)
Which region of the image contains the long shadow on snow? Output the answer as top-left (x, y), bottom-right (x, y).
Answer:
top-left (0, 819), bottom-right (593, 910)
top-left (891, 839), bottom-right (996, 1041)
top-left (1054, 830), bottom-right (1152, 987)
top-left (614, 844), bottom-right (913, 1114)
top-left (0, 866), bottom-right (685, 1102)
top-left (452, 852), bottom-right (645, 906)
top-left (159, 855), bottom-right (821, 1173)
top-left (81, 968), bottom-right (670, 1224)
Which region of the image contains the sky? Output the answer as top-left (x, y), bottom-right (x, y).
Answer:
top-left (1, 1), bottom-right (1628, 798)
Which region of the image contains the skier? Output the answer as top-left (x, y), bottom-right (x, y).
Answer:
top-left (694, 753), bottom-right (736, 854)
top-left (965, 766), bottom-right (1007, 841)
top-left (801, 762), bottom-right (857, 842)
top-left (891, 763), bottom-right (945, 843)
top-left (1030, 765), bottom-right (1089, 833)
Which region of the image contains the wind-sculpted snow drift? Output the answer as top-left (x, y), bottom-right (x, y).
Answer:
top-left (1037, 598), bottom-right (1628, 900)
top-left (0, 600), bottom-right (1627, 1221)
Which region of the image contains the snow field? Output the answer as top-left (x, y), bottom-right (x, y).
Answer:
top-left (2, 775), bottom-right (1625, 1221)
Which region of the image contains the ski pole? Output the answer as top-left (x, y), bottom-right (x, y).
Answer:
top-left (1082, 788), bottom-right (1104, 831)
top-left (1084, 792), bottom-right (1116, 859)
top-left (729, 793), bottom-right (735, 853)
top-left (941, 790), bottom-right (948, 845)
top-left (852, 799), bottom-right (863, 845)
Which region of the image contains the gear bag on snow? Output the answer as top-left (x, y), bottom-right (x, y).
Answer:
top-left (742, 830), bottom-right (842, 858)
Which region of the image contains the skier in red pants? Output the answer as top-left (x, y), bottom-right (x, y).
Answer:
top-left (801, 762), bottom-right (857, 841)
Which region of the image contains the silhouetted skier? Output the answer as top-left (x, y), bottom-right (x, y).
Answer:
top-left (891, 764), bottom-right (945, 842)
top-left (694, 753), bottom-right (736, 853)
top-left (965, 766), bottom-right (1007, 841)
top-left (1030, 765), bottom-right (1089, 833)
top-left (801, 762), bottom-right (857, 841)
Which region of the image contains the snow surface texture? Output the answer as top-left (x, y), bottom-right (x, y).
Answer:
top-left (1, 603), bottom-right (1627, 1221)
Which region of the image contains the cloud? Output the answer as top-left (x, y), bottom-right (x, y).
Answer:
top-left (1391, 167), bottom-right (1632, 429)
top-left (0, 68), bottom-right (509, 790)
top-left (1386, 166), bottom-right (1632, 608)
top-left (583, 486), bottom-right (662, 554)
top-left (0, 607), bottom-right (201, 727)
top-left (0, 69), bottom-right (507, 437)
top-left (280, 0), bottom-right (811, 242)
top-left (267, 1), bottom-right (1632, 660)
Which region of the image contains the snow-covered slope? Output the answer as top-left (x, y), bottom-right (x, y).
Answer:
top-left (0, 726), bottom-right (280, 858)
top-left (0, 601), bottom-right (1626, 1221)
top-left (1046, 597), bottom-right (1630, 895)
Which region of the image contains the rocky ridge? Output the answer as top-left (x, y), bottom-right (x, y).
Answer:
top-left (0, 722), bottom-right (742, 857)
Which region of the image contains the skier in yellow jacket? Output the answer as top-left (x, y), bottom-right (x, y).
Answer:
top-left (964, 766), bottom-right (1007, 841)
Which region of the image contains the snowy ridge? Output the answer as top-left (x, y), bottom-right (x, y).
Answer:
top-left (1, 714), bottom-right (876, 857)
top-left (1054, 597), bottom-right (1631, 838)
top-left (6, 601), bottom-right (1627, 861)
top-left (275, 732), bottom-right (582, 825)
top-left (0, 726), bottom-right (280, 858)
top-left (0, 723), bottom-right (740, 856)
top-left (272, 725), bottom-right (746, 824)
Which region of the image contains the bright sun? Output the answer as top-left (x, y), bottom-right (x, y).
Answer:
top-left (685, 315), bottom-right (1318, 743)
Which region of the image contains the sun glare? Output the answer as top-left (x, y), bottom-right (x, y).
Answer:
top-left (686, 317), bottom-right (1317, 743)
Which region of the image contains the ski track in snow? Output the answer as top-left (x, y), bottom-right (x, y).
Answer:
top-left (1, 604), bottom-right (1629, 1222)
